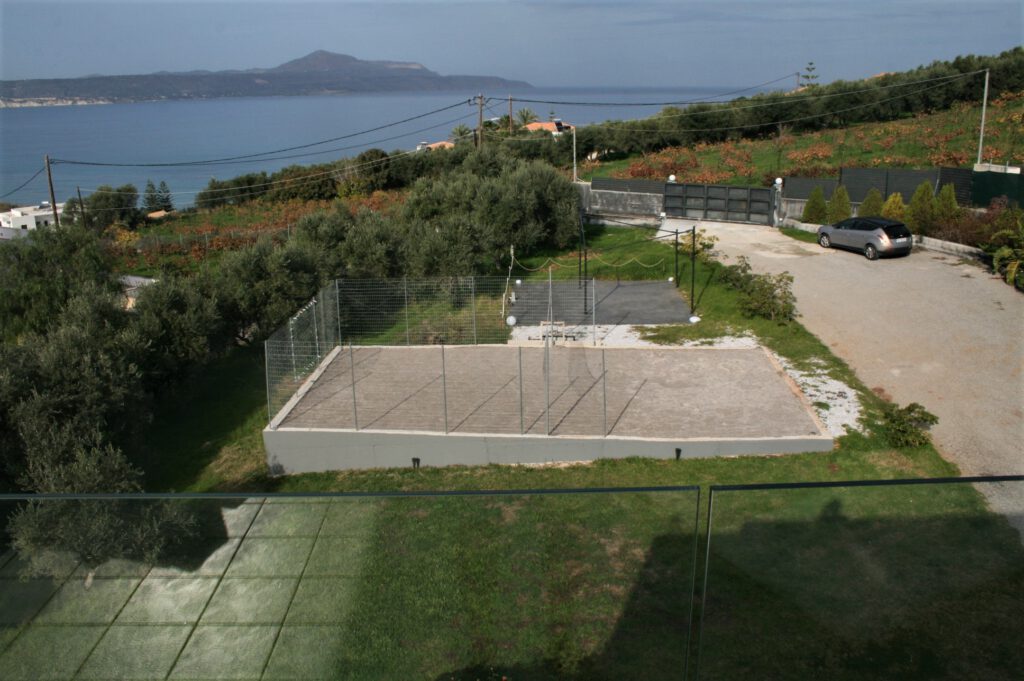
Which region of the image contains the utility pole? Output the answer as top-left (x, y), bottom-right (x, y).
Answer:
top-left (76, 186), bottom-right (88, 229)
top-left (508, 95), bottom-right (513, 135)
top-left (976, 69), bottom-right (990, 166)
top-left (44, 155), bottom-right (59, 228)
top-left (476, 94), bottom-right (484, 149)
top-left (572, 126), bottom-right (578, 182)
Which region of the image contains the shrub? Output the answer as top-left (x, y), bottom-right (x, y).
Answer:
top-left (881, 192), bottom-right (906, 221)
top-left (857, 187), bottom-right (884, 217)
top-left (802, 186), bottom-right (828, 223)
top-left (719, 256), bottom-right (797, 322)
top-left (826, 185), bottom-right (852, 224)
top-left (934, 183), bottom-right (963, 227)
top-left (879, 401), bottom-right (938, 447)
top-left (988, 209), bottom-right (1024, 289)
top-left (906, 181), bottom-right (937, 235)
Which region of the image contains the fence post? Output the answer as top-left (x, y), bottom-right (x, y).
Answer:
top-left (592, 278), bottom-right (597, 346)
top-left (264, 340), bottom-right (273, 424)
top-left (471, 276), bottom-right (477, 344)
top-left (288, 319), bottom-right (297, 382)
top-left (602, 348), bottom-right (607, 436)
top-left (404, 277), bottom-right (411, 346)
top-left (518, 345), bottom-right (524, 435)
top-left (312, 299), bottom-right (321, 361)
top-left (334, 279), bottom-right (342, 347)
top-left (349, 343), bottom-right (359, 430)
top-left (545, 330), bottom-right (551, 436)
top-left (441, 344), bottom-right (449, 433)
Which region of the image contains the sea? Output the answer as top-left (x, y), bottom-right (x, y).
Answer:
top-left (0, 87), bottom-right (740, 207)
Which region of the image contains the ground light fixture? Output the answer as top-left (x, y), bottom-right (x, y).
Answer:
top-left (506, 315), bottom-right (517, 327)
top-left (689, 315), bottom-right (701, 324)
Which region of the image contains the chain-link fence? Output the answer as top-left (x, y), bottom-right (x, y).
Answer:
top-left (265, 275), bottom-right (598, 425)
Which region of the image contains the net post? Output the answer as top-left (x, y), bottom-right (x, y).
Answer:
top-left (441, 344), bottom-right (449, 433)
top-left (404, 277), bottom-right (411, 346)
top-left (545, 331), bottom-right (551, 436)
top-left (592, 277), bottom-right (597, 346)
top-left (335, 279), bottom-right (342, 347)
top-left (312, 298), bottom-right (321, 361)
top-left (349, 343), bottom-right (359, 430)
top-left (471, 276), bottom-right (477, 344)
top-left (288, 319), bottom-right (297, 382)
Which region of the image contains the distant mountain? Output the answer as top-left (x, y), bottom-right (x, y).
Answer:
top-left (0, 51), bottom-right (532, 106)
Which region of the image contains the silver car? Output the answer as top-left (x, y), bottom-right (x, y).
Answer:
top-left (817, 217), bottom-right (913, 260)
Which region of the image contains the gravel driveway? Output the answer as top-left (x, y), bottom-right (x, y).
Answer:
top-left (694, 220), bottom-right (1024, 535)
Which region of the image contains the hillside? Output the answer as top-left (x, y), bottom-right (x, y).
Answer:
top-left (0, 50), bottom-right (532, 106)
top-left (584, 92), bottom-right (1024, 186)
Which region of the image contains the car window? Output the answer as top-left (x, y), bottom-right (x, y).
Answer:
top-left (836, 218), bottom-right (855, 229)
top-left (854, 220), bottom-right (875, 231)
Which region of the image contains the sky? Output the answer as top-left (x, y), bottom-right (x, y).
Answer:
top-left (0, 0), bottom-right (1021, 88)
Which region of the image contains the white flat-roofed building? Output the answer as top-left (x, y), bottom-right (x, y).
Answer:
top-left (0, 202), bottom-right (64, 239)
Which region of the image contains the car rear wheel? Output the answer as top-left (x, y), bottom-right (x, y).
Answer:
top-left (819, 234), bottom-right (831, 248)
top-left (864, 244), bottom-right (878, 260)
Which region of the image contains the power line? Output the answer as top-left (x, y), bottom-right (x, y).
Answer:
top-left (51, 99), bottom-right (473, 168)
top-left (0, 166), bottom-right (47, 199)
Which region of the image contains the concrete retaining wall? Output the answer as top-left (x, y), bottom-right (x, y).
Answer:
top-left (263, 427), bottom-right (833, 475)
top-left (578, 182), bottom-right (663, 217)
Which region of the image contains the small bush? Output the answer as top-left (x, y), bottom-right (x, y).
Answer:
top-left (879, 401), bottom-right (939, 448)
top-left (934, 184), bottom-right (962, 226)
top-left (881, 192), bottom-right (906, 221)
top-left (802, 186), bottom-right (828, 223)
top-left (719, 256), bottom-right (797, 322)
top-left (826, 185), bottom-right (852, 224)
top-left (857, 187), bottom-right (884, 217)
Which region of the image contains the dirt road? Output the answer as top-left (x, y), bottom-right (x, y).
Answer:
top-left (697, 221), bottom-right (1024, 534)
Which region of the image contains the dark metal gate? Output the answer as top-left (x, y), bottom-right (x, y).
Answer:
top-left (663, 183), bottom-right (774, 225)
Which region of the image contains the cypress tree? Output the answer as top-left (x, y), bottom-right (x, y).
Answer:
top-left (142, 180), bottom-right (161, 214)
top-left (907, 182), bottom-right (937, 234)
top-left (157, 181), bottom-right (174, 212)
top-left (826, 185), bottom-right (852, 224)
top-left (934, 184), bottom-right (961, 228)
top-left (802, 186), bottom-right (828, 223)
top-left (858, 187), bottom-right (884, 217)
top-left (881, 192), bottom-right (906, 221)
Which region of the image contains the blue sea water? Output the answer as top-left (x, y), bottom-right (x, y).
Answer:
top-left (0, 87), bottom-right (735, 207)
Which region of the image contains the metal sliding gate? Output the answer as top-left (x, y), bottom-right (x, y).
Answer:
top-left (664, 182), bottom-right (774, 225)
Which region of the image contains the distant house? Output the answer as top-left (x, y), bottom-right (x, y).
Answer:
top-left (146, 209), bottom-right (173, 220)
top-left (416, 140), bottom-right (455, 151)
top-left (524, 119), bottom-right (574, 136)
top-left (0, 201), bottom-right (64, 239)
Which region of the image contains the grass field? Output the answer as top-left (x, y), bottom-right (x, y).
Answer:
top-left (581, 94), bottom-right (1024, 186)
top-left (106, 225), bottom-right (1024, 678)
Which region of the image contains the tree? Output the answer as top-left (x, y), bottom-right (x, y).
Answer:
top-left (157, 181), bottom-right (174, 212)
top-left (857, 187), bottom-right (884, 217)
top-left (450, 124), bottom-right (474, 143)
top-left (800, 62), bottom-right (819, 87)
top-left (86, 184), bottom-right (140, 230)
top-left (881, 192), bottom-right (906, 221)
top-left (801, 186), bottom-right (828, 223)
top-left (515, 108), bottom-right (539, 128)
top-left (143, 180), bottom-right (161, 214)
top-left (906, 182), bottom-right (937, 235)
top-left (826, 185), bottom-right (852, 224)
top-left (934, 184), bottom-right (962, 227)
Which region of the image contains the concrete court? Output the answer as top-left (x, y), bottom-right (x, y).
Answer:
top-left (691, 219), bottom-right (1024, 534)
top-left (509, 280), bottom-right (692, 326)
top-left (278, 345), bottom-right (826, 441)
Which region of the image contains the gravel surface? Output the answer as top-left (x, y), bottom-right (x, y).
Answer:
top-left (698, 220), bottom-right (1024, 537)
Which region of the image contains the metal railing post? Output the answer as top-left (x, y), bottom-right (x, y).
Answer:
top-left (288, 320), bottom-right (297, 382)
top-left (349, 343), bottom-right (359, 430)
top-left (441, 344), bottom-right (449, 433)
top-left (264, 340), bottom-right (273, 424)
top-left (334, 280), bottom-right (342, 347)
top-left (592, 277), bottom-right (597, 345)
top-left (312, 299), bottom-right (321, 361)
top-left (545, 331), bottom-right (551, 436)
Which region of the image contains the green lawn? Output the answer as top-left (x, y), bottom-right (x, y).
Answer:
top-left (111, 225), bottom-right (1024, 678)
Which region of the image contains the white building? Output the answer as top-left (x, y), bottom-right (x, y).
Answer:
top-left (0, 202), bottom-right (65, 239)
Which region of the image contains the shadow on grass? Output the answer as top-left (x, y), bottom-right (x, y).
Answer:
top-left (133, 346), bottom-right (271, 492)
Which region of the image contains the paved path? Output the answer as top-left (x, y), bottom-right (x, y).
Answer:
top-left (695, 220), bottom-right (1024, 535)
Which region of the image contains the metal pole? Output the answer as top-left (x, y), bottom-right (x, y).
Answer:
top-left (312, 300), bottom-right (321, 361)
top-left (695, 489), bottom-right (717, 679)
top-left (288, 320), bottom-right (297, 381)
top-left (691, 227), bottom-right (697, 314)
top-left (592, 277), bottom-right (597, 345)
top-left (674, 229), bottom-right (680, 286)
top-left (404, 277), bottom-right (411, 346)
top-left (518, 346), bottom-right (524, 435)
top-left (572, 126), bottom-right (578, 182)
top-left (601, 349), bottom-right (607, 436)
top-left (545, 331), bottom-right (550, 436)
top-left (976, 68), bottom-right (990, 165)
top-left (335, 280), bottom-right (342, 347)
top-left (264, 341), bottom-right (273, 424)
top-left (349, 343), bottom-right (359, 430)
top-left (76, 186), bottom-right (88, 229)
top-left (441, 344), bottom-right (449, 433)
top-left (471, 277), bottom-right (477, 344)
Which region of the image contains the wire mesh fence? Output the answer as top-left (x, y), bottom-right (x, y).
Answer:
top-left (265, 275), bottom-right (599, 424)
